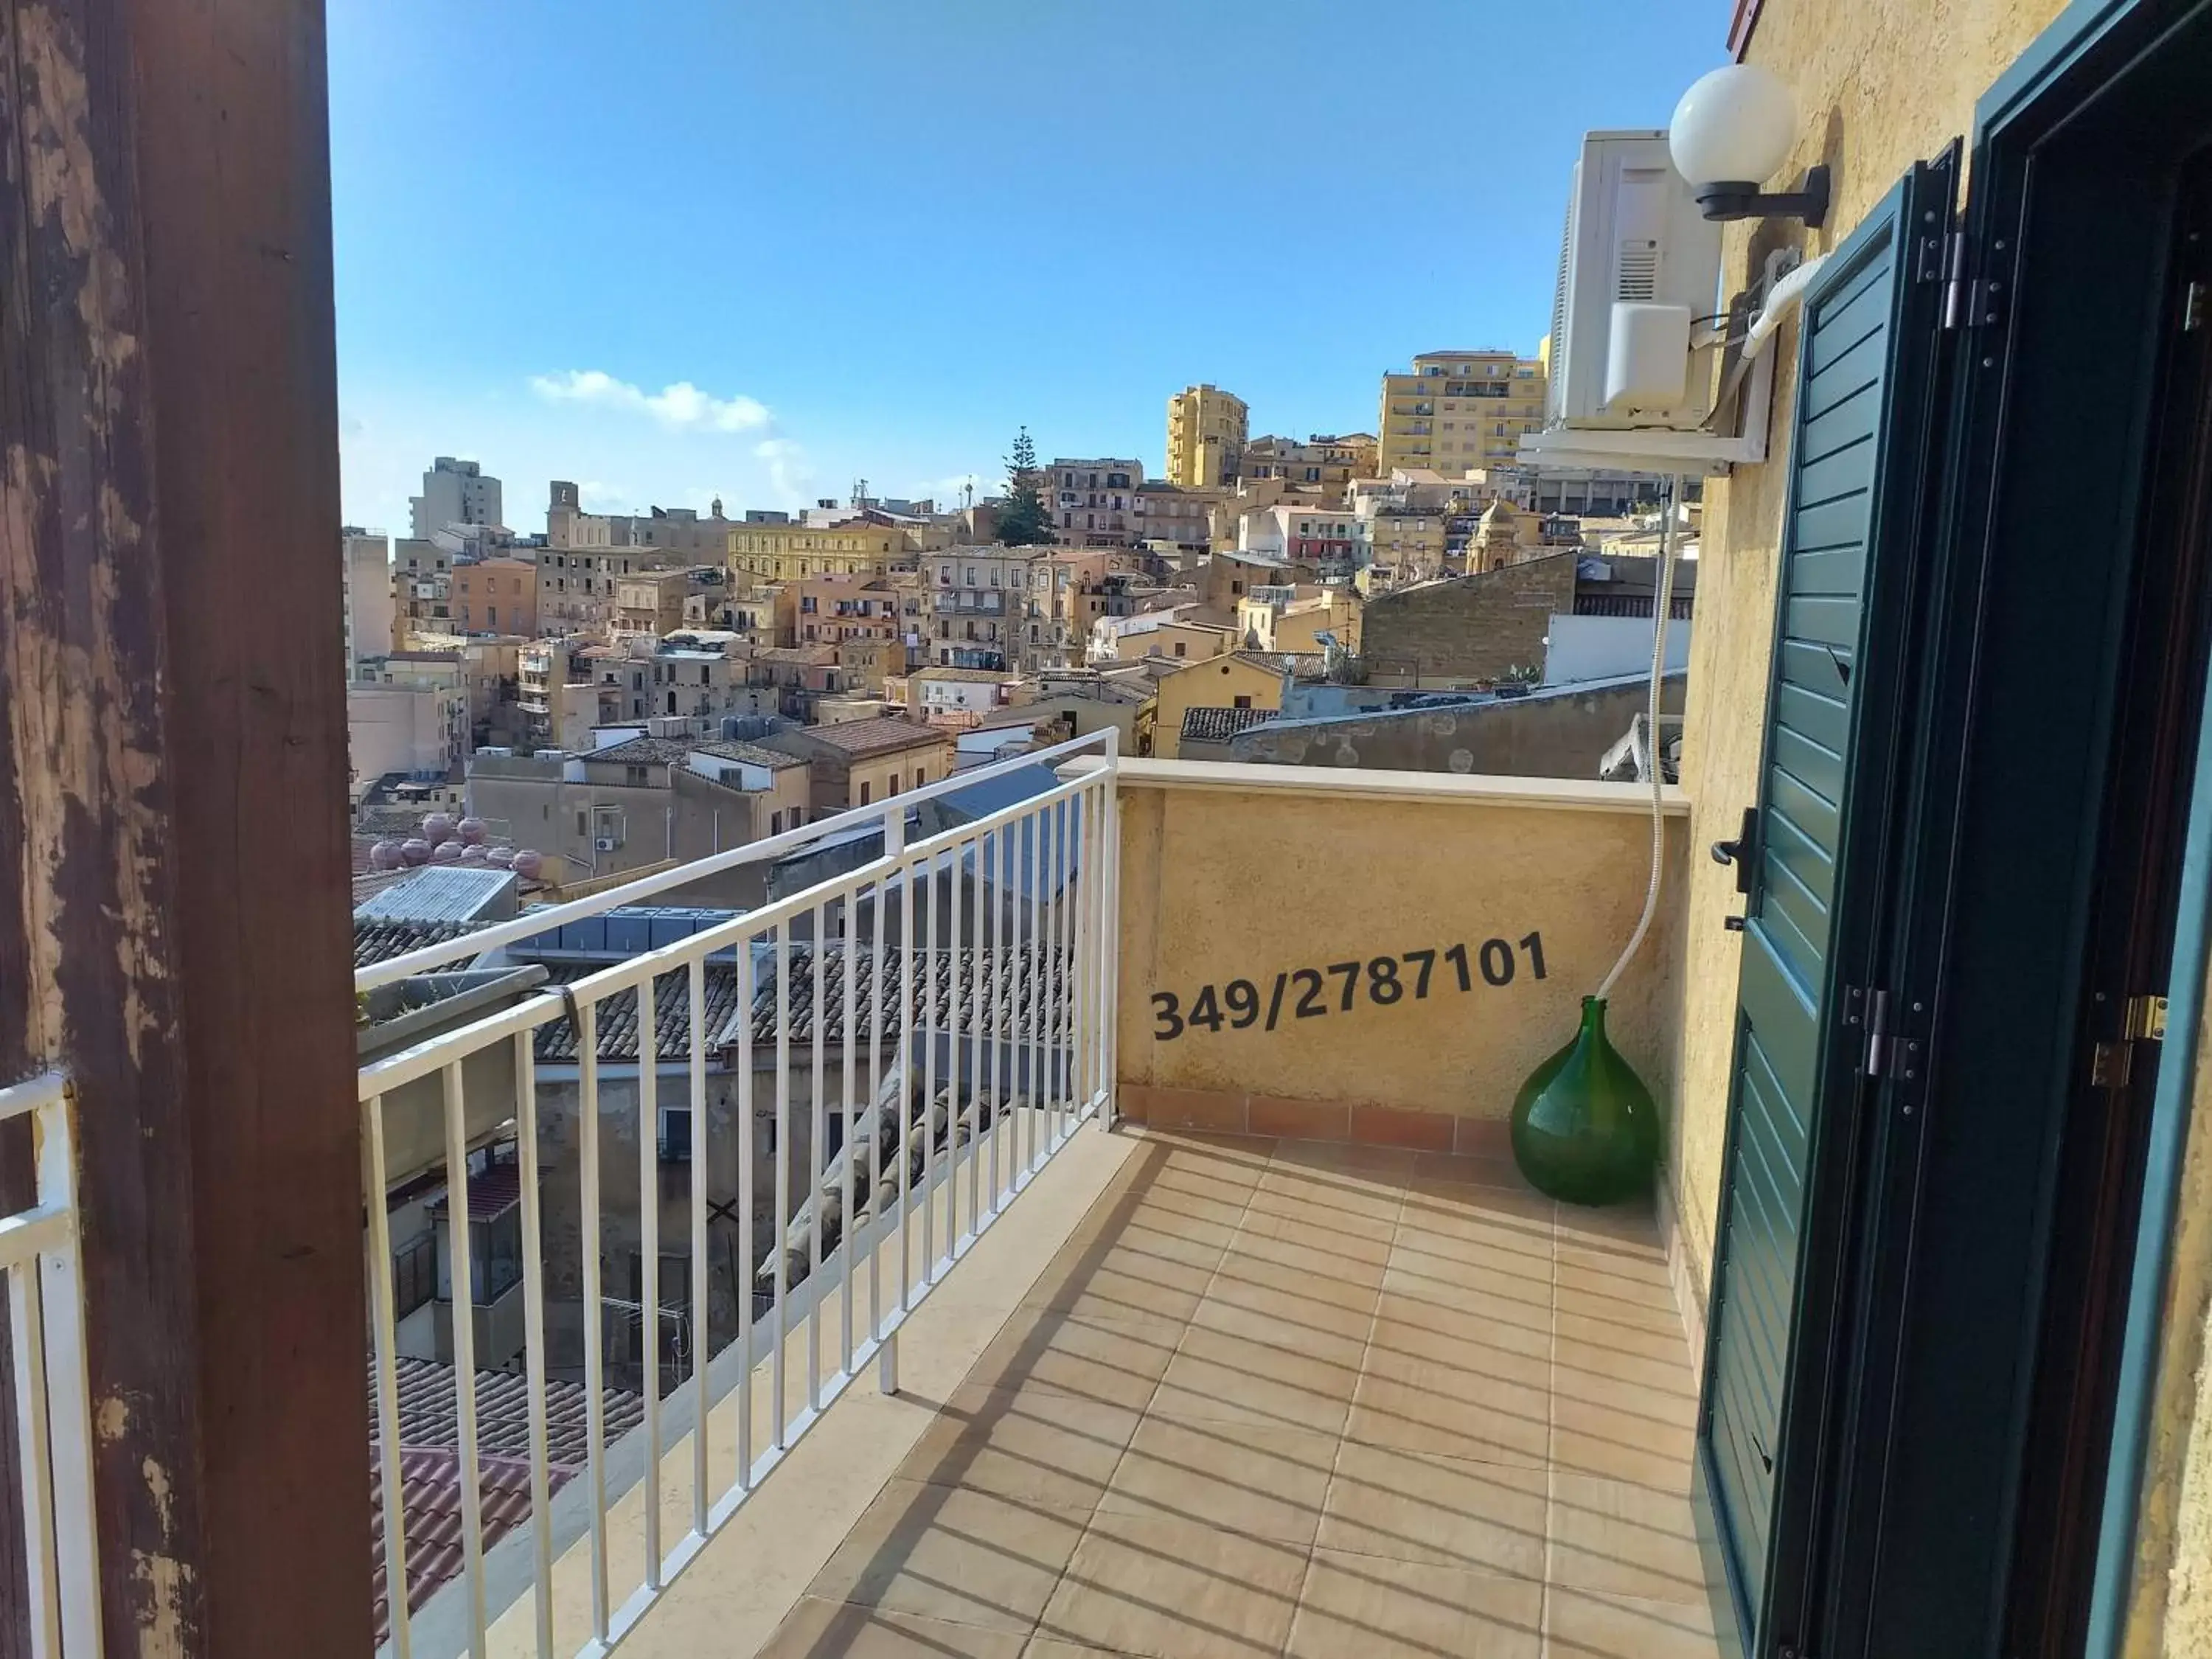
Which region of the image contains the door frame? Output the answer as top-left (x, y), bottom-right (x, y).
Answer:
top-left (1805, 2), bottom-right (2212, 1655)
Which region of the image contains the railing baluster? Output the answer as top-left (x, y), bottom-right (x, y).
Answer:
top-left (736, 939), bottom-right (757, 1487)
top-left (808, 900), bottom-right (827, 1411)
top-left (943, 838), bottom-right (961, 1261)
top-left (921, 849), bottom-right (939, 1287)
top-left (1102, 736), bottom-right (1121, 1121)
top-left (514, 1030), bottom-right (555, 1658)
top-left (362, 1093), bottom-right (412, 1659)
top-left (7, 1253), bottom-right (59, 1658)
top-left (579, 999), bottom-right (611, 1643)
top-left (897, 832), bottom-right (916, 1329)
top-left (840, 888), bottom-right (858, 1385)
top-left (1046, 797), bottom-right (1064, 1141)
top-left (871, 813), bottom-right (897, 1383)
top-left (440, 1061), bottom-right (488, 1656)
top-left (968, 830), bottom-right (984, 1238)
top-left (1089, 778), bottom-right (1105, 1116)
top-left (637, 976), bottom-right (661, 1590)
top-left (772, 921), bottom-right (790, 1449)
top-left (1071, 791), bottom-right (1086, 1124)
top-left (31, 1085), bottom-right (97, 1659)
top-left (985, 826), bottom-right (1002, 1214)
top-left (1048, 799), bottom-right (1065, 1146)
top-left (687, 959), bottom-right (709, 1540)
top-left (1006, 818), bottom-right (1026, 1185)
top-left (1017, 809), bottom-right (1037, 1180)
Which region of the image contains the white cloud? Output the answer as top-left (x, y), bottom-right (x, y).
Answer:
top-left (529, 369), bottom-right (771, 434)
top-left (753, 438), bottom-right (813, 507)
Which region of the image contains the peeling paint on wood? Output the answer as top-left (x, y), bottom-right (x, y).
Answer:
top-left (1, 0), bottom-right (371, 1651)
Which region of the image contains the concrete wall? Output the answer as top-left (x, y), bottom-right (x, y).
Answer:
top-left (1545, 613), bottom-right (1693, 686)
top-left (1361, 552), bottom-right (1579, 684)
top-left (348, 683), bottom-right (462, 779)
top-left (1229, 675), bottom-right (1686, 779)
top-left (1114, 765), bottom-right (1686, 1136)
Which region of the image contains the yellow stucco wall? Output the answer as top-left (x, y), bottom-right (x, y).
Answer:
top-left (1683, 5), bottom-right (2212, 1646)
top-left (1116, 769), bottom-right (1686, 1120)
top-left (2120, 976), bottom-right (2212, 1657)
top-left (1670, 0), bottom-right (2072, 1307)
top-left (1151, 655), bottom-right (1283, 760)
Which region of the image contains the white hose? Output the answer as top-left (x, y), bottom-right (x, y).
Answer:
top-left (1743, 253), bottom-right (1829, 361)
top-left (1594, 476), bottom-right (1681, 1001)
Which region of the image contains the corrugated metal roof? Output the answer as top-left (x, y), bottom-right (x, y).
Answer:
top-left (355, 865), bottom-right (518, 925)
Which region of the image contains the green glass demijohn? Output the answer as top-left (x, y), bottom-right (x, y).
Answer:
top-left (1509, 996), bottom-right (1660, 1206)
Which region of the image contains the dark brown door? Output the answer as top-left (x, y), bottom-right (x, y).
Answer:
top-left (2004, 144), bottom-right (2212, 1658)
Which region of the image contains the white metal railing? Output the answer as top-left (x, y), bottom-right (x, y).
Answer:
top-left (358, 733), bottom-right (1120, 1657)
top-left (0, 1071), bottom-right (101, 1658)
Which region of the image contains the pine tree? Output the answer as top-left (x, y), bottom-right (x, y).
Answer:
top-left (996, 426), bottom-right (1055, 547)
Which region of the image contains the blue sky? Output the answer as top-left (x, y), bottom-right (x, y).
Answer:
top-left (330, 1), bottom-right (1722, 535)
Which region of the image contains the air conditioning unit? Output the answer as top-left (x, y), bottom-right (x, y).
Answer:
top-left (1542, 131), bottom-right (1723, 433)
top-left (595, 835), bottom-right (619, 852)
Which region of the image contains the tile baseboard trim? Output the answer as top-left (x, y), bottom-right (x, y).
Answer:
top-left (1116, 1081), bottom-right (1511, 1161)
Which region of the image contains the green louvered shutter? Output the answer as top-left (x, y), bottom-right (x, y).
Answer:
top-left (1697, 155), bottom-right (1957, 1653)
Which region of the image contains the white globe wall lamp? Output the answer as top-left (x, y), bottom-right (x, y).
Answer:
top-left (1669, 63), bottom-right (1831, 228)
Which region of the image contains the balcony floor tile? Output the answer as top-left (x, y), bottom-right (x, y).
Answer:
top-left (776, 1126), bottom-right (1719, 1658)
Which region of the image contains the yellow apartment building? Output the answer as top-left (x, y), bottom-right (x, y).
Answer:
top-left (1376, 349), bottom-right (1546, 474)
top-left (726, 516), bottom-right (914, 585)
top-left (1164, 383), bottom-right (1249, 488)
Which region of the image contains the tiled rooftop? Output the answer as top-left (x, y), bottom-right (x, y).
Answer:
top-left (530, 945), bottom-right (1069, 1063)
top-left (775, 717), bottom-right (947, 759)
top-left (1180, 706), bottom-right (1280, 745)
top-left (353, 916), bottom-right (488, 970)
top-left (369, 1357), bottom-right (644, 1643)
top-left (757, 1129), bottom-right (1722, 1658)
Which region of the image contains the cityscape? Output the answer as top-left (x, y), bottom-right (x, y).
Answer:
top-left (345, 355), bottom-right (1694, 891)
top-left (10, 4), bottom-right (2212, 1659)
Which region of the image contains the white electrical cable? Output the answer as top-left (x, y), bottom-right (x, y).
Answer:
top-left (1594, 476), bottom-right (1682, 1001)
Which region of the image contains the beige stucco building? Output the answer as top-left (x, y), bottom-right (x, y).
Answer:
top-left (759, 717), bottom-right (954, 813)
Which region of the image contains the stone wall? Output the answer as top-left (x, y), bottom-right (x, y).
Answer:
top-left (1360, 552), bottom-right (1579, 684)
top-left (1228, 674), bottom-right (1686, 779)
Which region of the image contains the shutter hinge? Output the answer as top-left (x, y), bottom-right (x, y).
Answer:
top-left (1929, 230), bottom-right (2003, 331)
top-left (2093, 994), bottom-right (2169, 1088)
top-left (2092, 1041), bottom-right (2133, 1088)
top-left (1848, 986), bottom-right (1926, 1107)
